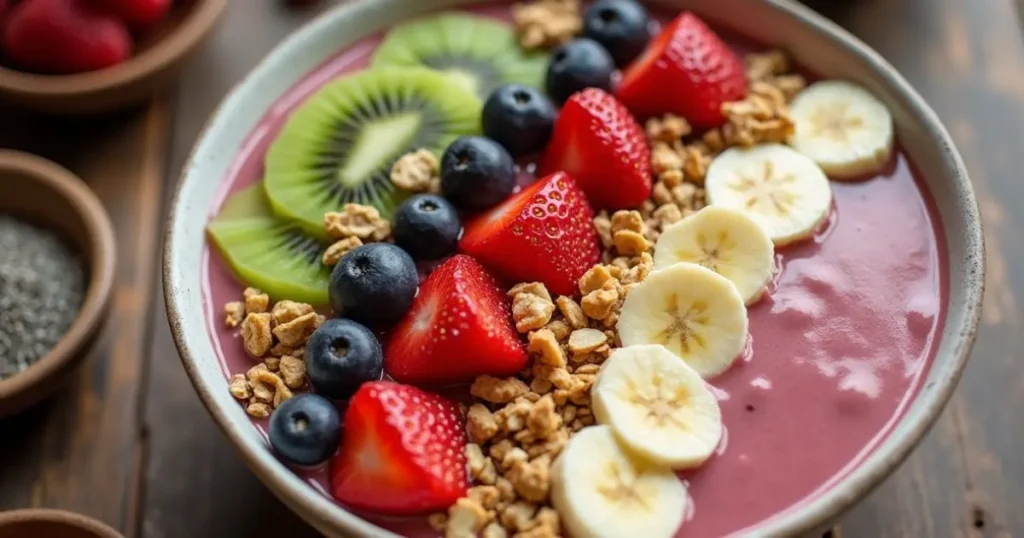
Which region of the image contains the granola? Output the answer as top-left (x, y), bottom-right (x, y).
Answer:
top-left (324, 203), bottom-right (392, 242)
top-left (391, 148), bottom-right (442, 194)
top-left (511, 0), bottom-right (581, 50)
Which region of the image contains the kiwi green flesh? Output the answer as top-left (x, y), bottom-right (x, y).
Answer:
top-left (371, 12), bottom-right (549, 100)
top-left (264, 68), bottom-right (481, 239)
top-left (207, 185), bottom-right (331, 305)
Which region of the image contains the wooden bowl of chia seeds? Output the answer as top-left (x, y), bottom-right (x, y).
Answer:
top-left (0, 150), bottom-right (116, 418)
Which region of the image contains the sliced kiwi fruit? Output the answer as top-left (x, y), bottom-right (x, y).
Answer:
top-left (371, 12), bottom-right (549, 101)
top-left (208, 184), bottom-right (331, 305)
top-left (264, 67), bottom-right (481, 238)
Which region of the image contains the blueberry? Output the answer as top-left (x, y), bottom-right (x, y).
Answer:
top-left (393, 194), bottom-right (462, 261)
top-left (582, 0), bottom-right (651, 67)
top-left (268, 393), bottom-right (342, 466)
top-left (481, 84), bottom-right (558, 158)
top-left (546, 38), bottom-right (615, 105)
top-left (305, 318), bottom-right (383, 400)
top-left (440, 136), bottom-right (517, 210)
top-left (329, 243), bottom-right (418, 324)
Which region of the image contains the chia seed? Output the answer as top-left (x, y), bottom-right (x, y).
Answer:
top-left (0, 215), bottom-right (85, 381)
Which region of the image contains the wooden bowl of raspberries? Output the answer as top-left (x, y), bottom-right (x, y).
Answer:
top-left (0, 0), bottom-right (227, 114)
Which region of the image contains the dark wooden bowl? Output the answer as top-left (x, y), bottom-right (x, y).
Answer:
top-left (0, 150), bottom-right (116, 417)
top-left (0, 509), bottom-right (124, 538)
top-left (0, 0), bottom-right (227, 115)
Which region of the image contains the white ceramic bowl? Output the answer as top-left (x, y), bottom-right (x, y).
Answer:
top-left (164, 1), bottom-right (984, 536)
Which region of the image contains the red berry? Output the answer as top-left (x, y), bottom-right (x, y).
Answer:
top-left (460, 172), bottom-right (600, 296)
top-left (90, 0), bottom-right (171, 30)
top-left (385, 254), bottom-right (527, 385)
top-left (2, 0), bottom-right (132, 75)
top-left (537, 88), bottom-right (652, 210)
top-left (330, 381), bottom-right (468, 515)
top-left (616, 12), bottom-right (748, 128)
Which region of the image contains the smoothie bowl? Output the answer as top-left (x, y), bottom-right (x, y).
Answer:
top-left (163, 0), bottom-right (983, 536)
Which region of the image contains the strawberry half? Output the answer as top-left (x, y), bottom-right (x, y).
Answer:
top-left (616, 12), bottom-right (748, 128)
top-left (330, 381), bottom-right (468, 515)
top-left (460, 172), bottom-right (600, 296)
top-left (385, 254), bottom-right (527, 385)
top-left (537, 88), bottom-right (651, 210)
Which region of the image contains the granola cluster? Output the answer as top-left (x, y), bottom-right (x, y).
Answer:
top-left (391, 148), bottom-right (442, 195)
top-left (511, 0), bottom-right (582, 50)
top-left (223, 287), bottom-right (317, 418)
top-left (322, 203), bottom-right (392, 265)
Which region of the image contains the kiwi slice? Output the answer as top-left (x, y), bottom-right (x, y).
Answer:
top-left (371, 12), bottom-right (549, 100)
top-left (208, 184), bottom-right (331, 305)
top-left (264, 68), bottom-right (481, 238)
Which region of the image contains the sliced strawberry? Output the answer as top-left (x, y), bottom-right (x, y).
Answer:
top-left (330, 381), bottom-right (468, 515)
top-left (537, 88), bottom-right (651, 210)
top-left (385, 254), bottom-right (527, 385)
top-left (460, 172), bottom-right (600, 296)
top-left (616, 12), bottom-right (748, 128)
top-left (89, 0), bottom-right (172, 31)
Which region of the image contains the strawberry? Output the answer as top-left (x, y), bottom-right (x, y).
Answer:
top-left (2, 0), bottom-right (132, 75)
top-left (460, 172), bottom-right (600, 296)
top-left (616, 12), bottom-right (748, 129)
top-left (537, 88), bottom-right (652, 210)
top-left (330, 381), bottom-right (468, 515)
top-left (90, 0), bottom-right (172, 31)
top-left (385, 254), bottom-right (527, 385)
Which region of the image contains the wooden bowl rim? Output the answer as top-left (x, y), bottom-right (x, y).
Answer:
top-left (0, 508), bottom-right (124, 538)
top-left (0, 0), bottom-right (227, 98)
top-left (0, 150), bottom-right (116, 408)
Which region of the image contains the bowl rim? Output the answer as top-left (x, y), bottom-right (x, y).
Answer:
top-left (163, 0), bottom-right (985, 536)
top-left (0, 0), bottom-right (228, 98)
top-left (0, 508), bottom-right (125, 538)
top-left (0, 150), bottom-right (117, 410)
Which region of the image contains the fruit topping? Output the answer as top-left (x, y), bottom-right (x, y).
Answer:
top-left (787, 80), bottom-right (895, 179)
top-left (545, 38), bottom-right (615, 105)
top-left (330, 381), bottom-right (468, 514)
top-left (704, 143), bottom-right (833, 246)
top-left (384, 255), bottom-right (528, 384)
top-left (551, 425), bottom-right (687, 538)
top-left (582, 0), bottom-right (651, 68)
top-left (592, 345), bottom-right (723, 469)
top-left (328, 243), bottom-right (419, 325)
top-left (268, 393), bottom-right (342, 466)
top-left (511, 0), bottom-right (583, 51)
top-left (264, 68), bottom-right (481, 236)
top-left (392, 194), bottom-right (463, 261)
top-left (460, 172), bottom-right (600, 296)
top-left (91, 0), bottom-right (171, 30)
top-left (616, 12), bottom-right (747, 128)
top-left (2, 0), bottom-right (132, 75)
top-left (207, 186), bottom-right (332, 305)
top-left (653, 205), bottom-right (775, 305)
top-left (481, 84), bottom-right (557, 158)
top-left (305, 318), bottom-right (384, 400)
top-left (440, 135), bottom-right (518, 211)
top-left (537, 88), bottom-right (652, 210)
top-left (617, 263), bottom-right (748, 378)
top-left (371, 12), bottom-right (549, 101)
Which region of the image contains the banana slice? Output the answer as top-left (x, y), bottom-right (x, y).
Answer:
top-left (788, 80), bottom-right (895, 179)
top-left (551, 425), bottom-right (688, 538)
top-left (617, 263), bottom-right (748, 378)
top-left (593, 345), bottom-right (723, 469)
top-left (653, 205), bottom-right (775, 304)
top-left (705, 143), bottom-right (832, 246)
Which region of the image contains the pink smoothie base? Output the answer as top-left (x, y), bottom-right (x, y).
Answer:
top-left (199, 5), bottom-right (949, 537)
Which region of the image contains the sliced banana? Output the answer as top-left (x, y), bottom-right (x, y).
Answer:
top-left (705, 143), bottom-right (832, 246)
top-left (617, 263), bottom-right (748, 378)
top-left (593, 345), bottom-right (723, 469)
top-left (653, 205), bottom-right (775, 304)
top-left (788, 80), bottom-right (894, 179)
top-left (551, 425), bottom-right (688, 538)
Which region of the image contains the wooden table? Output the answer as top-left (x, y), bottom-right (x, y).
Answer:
top-left (0, 0), bottom-right (1017, 536)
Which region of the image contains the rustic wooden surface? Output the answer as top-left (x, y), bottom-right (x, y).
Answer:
top-left (0, 0), bottom-right (1018, 536)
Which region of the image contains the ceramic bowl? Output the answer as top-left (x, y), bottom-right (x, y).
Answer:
top-left (164, 0), bottom-right (984, 536)
top-left (0, 509), bottom-right (124, 538)
top-left (0, 0), bottom-right (227, 115)
top-left (0, 150), bottom-right (117, 418)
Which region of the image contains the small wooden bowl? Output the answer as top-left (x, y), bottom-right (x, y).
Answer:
top-left (0, 150), bottom-right (116, 417)
top-left (0, 509), bottom-right (124, 538)
top-left (0, 0), bottom-right (227, 115)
